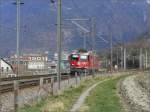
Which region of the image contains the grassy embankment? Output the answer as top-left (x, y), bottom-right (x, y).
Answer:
top-left (20, 76), bottom-right (109, 112)
top-left (79, 76), bottom-right (126, 112)
top-left (20, 73), bottom-right (127, 112)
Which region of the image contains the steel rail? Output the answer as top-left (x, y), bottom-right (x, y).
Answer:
top-left (0, 74), bottom-right (70, 93)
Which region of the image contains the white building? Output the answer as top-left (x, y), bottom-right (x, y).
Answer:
top-left (26, 54), bottom-right (48, 70)
top-left (10, 53), bottom-right (48, 71)
top-left (0, 58), bottom-right (13, 76)
top-left (28, 61), bottom-right (45, 70)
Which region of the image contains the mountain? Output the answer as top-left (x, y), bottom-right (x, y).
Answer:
top-left (0, 0), bottom-right (150, 56)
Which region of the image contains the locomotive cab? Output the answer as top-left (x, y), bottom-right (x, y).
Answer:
top-left (78, 55), bottom-right (89, 69)
top-left (70, 54), bottom-right (79, 65)
top-left (69, 51), bottom-right (99, 75)
top-left (70, 53), bottom-right (89, 74)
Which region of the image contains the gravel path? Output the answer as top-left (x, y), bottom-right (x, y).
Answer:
top-left (120, 75), bottom-right (150, 112)
top-left (70, 78), bottom-right (111, 112)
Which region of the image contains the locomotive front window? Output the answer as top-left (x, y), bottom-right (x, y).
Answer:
top-left (80, 55), bottom-right (88, 61)
top-left (71, 55), bottom-right (79, 61)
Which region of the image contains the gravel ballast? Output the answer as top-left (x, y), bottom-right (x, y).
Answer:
top-left (120, 75), bottom-right (150, 112)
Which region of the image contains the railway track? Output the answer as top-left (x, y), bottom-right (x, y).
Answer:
top-left (0, 73), bottom-right (70, 93)
top-left (0, 70), bottom-right (133, 93)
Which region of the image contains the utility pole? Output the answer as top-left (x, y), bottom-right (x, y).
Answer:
top-left (139, 48), bottom-right (143, 69)
top-left (0, 0), bottom-right (2, 78)
top-left (121, 46), bottom-right (123, 69)
top-left (56, 0), bottom-right (62, 90)
top-left (117, 48), bottom-right (119, 67)
top-left (0, 1), bottom-right (2, 110)
top-left (91, 18), bottom-right (96, 51)
top-left (109, 28), bottom-right (113, 72)
top-left (83, 32), bottom-right (86, 49)
top-left (123, 47), bottom-right (126, 70)
top-left (110, 37), bottom-right (113, 72)
top-left (145, 49), bottom-right (148, 69)
top-left (91, 18), bottom-right (96, 75)
top-left (16, 0), bottom-right (20, 76)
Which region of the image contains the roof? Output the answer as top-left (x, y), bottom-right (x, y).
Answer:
top-left (0, 58), bottom-right (13, 70)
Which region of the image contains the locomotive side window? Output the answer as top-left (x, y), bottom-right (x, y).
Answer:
top-left (71, 54), bottom-right (79, 61)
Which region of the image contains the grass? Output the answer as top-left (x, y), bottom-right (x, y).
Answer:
top-left (80, 76), bottom-right (126, 112)
top-left (19, 76), bottom-right (110, 112)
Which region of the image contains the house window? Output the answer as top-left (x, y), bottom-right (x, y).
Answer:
top-left (1, 67), bottom-right (4, 72)
top-left (12, 61), bottom-right (15, 64)
top-left (20, 61), bottom-right (23, 64)
top-left (6, 67), bottom-right (9, 72)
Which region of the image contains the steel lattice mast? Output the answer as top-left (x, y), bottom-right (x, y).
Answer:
top-left (16, 0), bottom-right (20, 76)
top-left (57, 0), bottom-right (62, 90)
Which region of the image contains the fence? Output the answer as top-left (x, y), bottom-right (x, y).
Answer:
top-left (0, 74), bottom-right (89, 112)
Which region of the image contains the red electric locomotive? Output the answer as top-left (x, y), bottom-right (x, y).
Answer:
top-left (69, 51), bottom-right (100, 74)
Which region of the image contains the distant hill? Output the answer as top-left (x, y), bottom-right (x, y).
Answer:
top-left (126, 30), bottom-right (150, 49)
top-left (0, 0), bottom-right (150, 56)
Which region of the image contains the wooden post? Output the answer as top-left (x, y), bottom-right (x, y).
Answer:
top-left (45, 79), bottom-right (49, 90)
top-left (85, 69), bottom-right (87, 77)
top-left (51, 77), bottom-right (54, 95)
top-left (14, 81), bottom-right (19, 112)
top-left (68, 75), bottom-right (70, 85)
top-left (75, 72), bottom-right (78, 85)
top-left (46, 79), bottom-right (48, 85)
top-left (40, 78), bottom-right (44, 89)
top-left (79, 72), bottom-right (82, 81)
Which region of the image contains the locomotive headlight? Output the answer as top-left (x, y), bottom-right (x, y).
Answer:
top-left (77, 62), bottom-right (80, 65)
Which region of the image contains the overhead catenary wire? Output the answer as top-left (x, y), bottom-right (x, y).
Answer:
top-left (70, 0), bottom-right (121, 49)
top-left (71, 21), bottom-right (90, 33)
